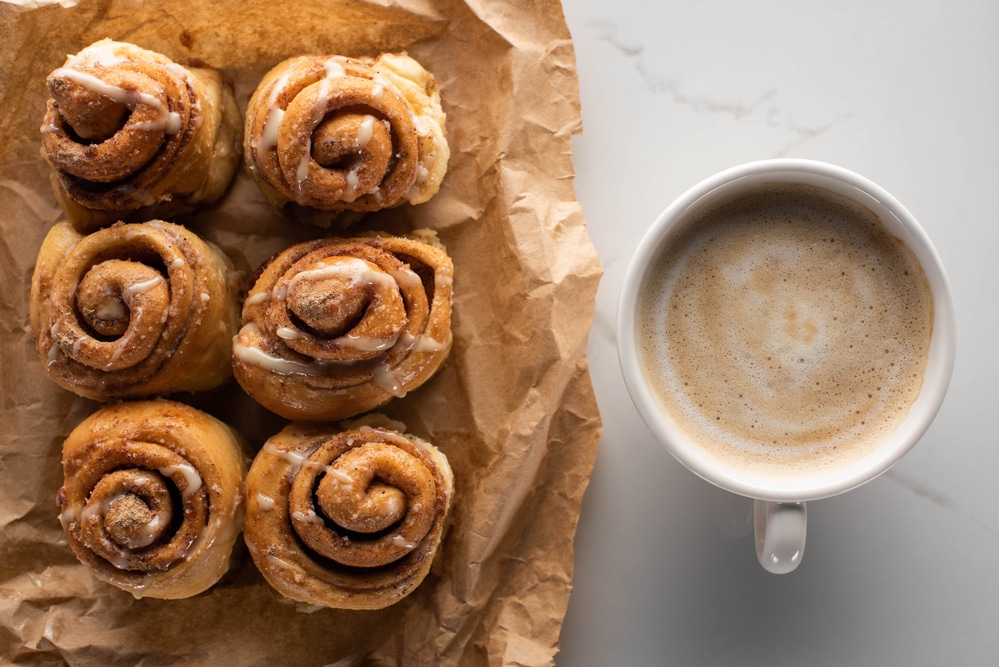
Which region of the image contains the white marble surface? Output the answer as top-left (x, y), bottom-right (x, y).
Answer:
top-left (557, 1), bottom-right (999, 664)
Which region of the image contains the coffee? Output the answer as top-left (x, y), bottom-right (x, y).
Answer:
top-left (637, 183), bottom-right (933, 476)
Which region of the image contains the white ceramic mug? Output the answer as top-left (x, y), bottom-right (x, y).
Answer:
top-left (617, 159), bottom-right (956, 573)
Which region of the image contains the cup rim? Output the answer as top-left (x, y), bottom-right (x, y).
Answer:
top-left (617, 158), bottom-right (957, 502)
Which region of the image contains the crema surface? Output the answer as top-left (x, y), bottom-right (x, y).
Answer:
top-left (638, 184), bottom-right (933, 476)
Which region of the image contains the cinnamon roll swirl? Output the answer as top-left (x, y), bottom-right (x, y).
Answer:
top-left (57, 400), bottom-right (247, 599)
top-left (243, 416), bottom-right (453, 610)
top-left (40, 39), bottom-right (242, 231)
top-left (244, 52), bottom-right (448, 223)
top-left (232, 231), bottom-right (453, 422)
top-left (29, 220), bottom-right (240, 400)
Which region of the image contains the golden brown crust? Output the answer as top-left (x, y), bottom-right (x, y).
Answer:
top-left (29, 219), bottom-right (240, 400)
top-left (57, 400), bottom-right (247, 599)
top-left (232, 231), bottom-right (453, 421)
top-left (40, 39), bottom-right (242, 232)
top-left (243, 52), bottom-right (448, 224)
top-left (243, 419), bottom-right (453, 610)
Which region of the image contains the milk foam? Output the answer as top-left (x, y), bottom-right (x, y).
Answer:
top-left (638, 184), bottom-right (933, 476)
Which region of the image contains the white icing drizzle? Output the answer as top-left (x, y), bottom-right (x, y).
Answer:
top-left (262, 440), bottom-right (317, 469)
top-left (390, 535), bottom-right (418, 550)
top-left (159, 463), bottom-right (203, 500)
top-left (71, 335), bottom-right (90, 356)
top-left (78, 497), bottom-right (112, 535)
top-left (400, 330), bottom-right (447, 354)
top-left (295, 145), bottom-right (313, 188)
top-left (122, 275), bottom-right (164, 302)
top-left (262, 107), bottom-right (285, 147)
top-left (199, 501), bottom-right (241, 556)
top-left (342, 169), bottom-right (361, 202)
top-left (266, 553), bottom-right (305, 584)
top-left (325, 468), bottom-right (355, 485)
top-left (373, 74), bottom-right (392, 95)
top-left (373, 363), bottom-right (406, 397)
top-left (256, 70), bottom-right (291, 165)
top-left (288, 258), bottom-right (353, 283)
top-left (356, 115), bottom-right (375, 148)
top-left (46, 342), bottom-right (60, 368)
top-left (389, 264), bottom-right (423, 291)
top-left (415, 335), bottom-right (447, 353)
top-left (59, 505), bottom-right (78, 527)
top-left (233, 340), bottom-right (337, 376)
top-left (323, 58), bottom-right (346, 79)
top-left (95, 299), bottom-right (127, 321)
top-left (337, 335), bottom-right (395, 352)
top-left (276, 326), bottom-right (397, 353)
top-left (66, 42), bottom-right (128, 68)
top-left (276, 326), bottom-right (305, 341)
top-left (256, 492), bottom-right (275, 511)
top-left (289, 257), bottom-right (400, 294)
top-left (51, 67), bottom-right (182, 135)
top-left (108, 552), bottom-right (138, 571)
top-left (244, 291), bottom-right (270, 307)
top-left (106, 305), bottom-right (143, 368)
top-left (291, 509), bottom-right (325, 525)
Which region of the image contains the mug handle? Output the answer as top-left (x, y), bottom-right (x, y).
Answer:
top-left (754, 500), bottom-right (807, 574)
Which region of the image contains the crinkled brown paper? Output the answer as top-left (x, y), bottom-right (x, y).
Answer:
top-left (0, 0), bottom-right (603, 664)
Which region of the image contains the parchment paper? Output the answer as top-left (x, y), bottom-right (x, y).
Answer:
top-left (0, 0), bottom-right (603, 665)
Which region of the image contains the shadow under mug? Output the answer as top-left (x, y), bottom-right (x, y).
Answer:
top-left (617, 159), bottom-right (956, 573)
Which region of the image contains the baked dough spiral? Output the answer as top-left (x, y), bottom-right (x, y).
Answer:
top-left (40, 39), bottom-right (242, 231)
top-left (243, 417), bottom-right (453, 610)
top-left (232, 231), bottom-right (453, 421)
top-left (57, 400), bottom-right (247, 599)
top-left (244, 52), bottom-right (448, 222)
top-left (30, 219), bottom-right (240, 400)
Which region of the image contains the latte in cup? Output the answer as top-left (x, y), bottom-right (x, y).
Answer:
top-left (637, 182), bottom-right (934, 477)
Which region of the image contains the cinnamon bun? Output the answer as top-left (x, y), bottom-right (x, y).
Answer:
top-left (30, 219), bottom-right (240, 400)
top-left (232, 230), bottom-right (453, 421)
top-left (243, 416), bottom-right (453, 609)
top-left (57, 400), bottom-right (247, 599)
top-left (40, 40), bottom-right (242, 231)
top-left (244, 52), bottom-right (448, 224)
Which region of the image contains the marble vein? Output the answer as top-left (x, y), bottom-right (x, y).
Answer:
top-left (586, 19), bottom-right (850, 156)
top-left (884, 468), bottom-right (955, 510)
